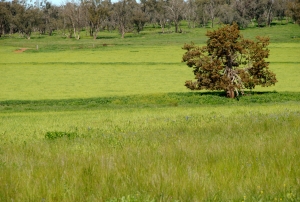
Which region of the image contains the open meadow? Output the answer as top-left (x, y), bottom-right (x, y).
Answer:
top-left (0, 23), bottom-right (300, 201)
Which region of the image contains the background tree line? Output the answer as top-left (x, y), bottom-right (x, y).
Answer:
top-left (1, 0), bottom-right (300, 39)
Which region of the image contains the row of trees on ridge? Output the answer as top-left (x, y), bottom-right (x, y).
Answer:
top-left (0, 0), bottom-right (300, 39)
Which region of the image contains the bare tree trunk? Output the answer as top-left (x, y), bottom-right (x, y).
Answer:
top-left (73, 27), bottom-right (76, 38)
top-left (121, 25), bottom-right (125, 38)
top-left (226, 90), bottom-right (235, 98)
top-left (175, 21), bottom-right (178, 33)
top-left (159, 19), bottom-right (165, 33)
top-left (76, 30), bottom-right (80, 39)
top-left (267, 4), bottom-right (273, 27)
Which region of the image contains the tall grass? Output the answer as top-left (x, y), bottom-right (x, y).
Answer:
top-left (0, 105), bottom-right (300, 201)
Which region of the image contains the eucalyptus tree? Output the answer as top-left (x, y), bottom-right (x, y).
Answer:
top-left (288, 0), bottom-right (300, 24)
top-left (41, 2), bottom-right (60, 35)
top-left (0, 1), bottom-right (11, 36)
top-left (21, 7), bottom-right (42, 39)
top-left (265, 0), bottom-right (275, 26)
top-left (132, 5), bottom-right (149, 33)
top-left (155, 0), bottom-right (169, 33)
top-left (142, 0), bottom-right (158, 26)
top-left (194, 0), bottom-right (209, 27)
top-left (165, 0), bottom-right (185, 32)
top-left (231, 0), bottom-right (252, 28)
top-left (85, 0), bottom-right (110, 39)
top-left (63, 0), bottom-right (85, 39)
top-left (251, 0), bottom-right (274, 27)
top-left (9, 0), bottom-right (25, 34)
top-left (203, 0), bottom-right (223, 28)
top-left (219, 0), bottom-right (254, 28)
top-left (182, 23), bottom-right (277, 98)
top-left (8, 0), bottom-right (42, 39)
top-left (218, 3), bottom-right (234, 25)
top-left (184, 0), bottom-right (198, 28)
top-left (272, 0), bottom-right (287, 23)
top-left (112, 0), bottom-right (136, 38)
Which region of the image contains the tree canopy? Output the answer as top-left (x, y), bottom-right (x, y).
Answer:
top-left (182, 23), bottom-right (278, 98)
top-left (1, 0), bottom-right (299, 39)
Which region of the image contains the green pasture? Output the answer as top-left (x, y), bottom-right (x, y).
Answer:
top-left (1, 43), bottom-right (300, 100)
top-left (0, 23), bottom-right (300, 201)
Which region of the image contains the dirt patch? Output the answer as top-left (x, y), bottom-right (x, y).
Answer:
top-left (14, 48), bottom-right (29, 53)
top-left (102, 44), bottom-right (115, 47)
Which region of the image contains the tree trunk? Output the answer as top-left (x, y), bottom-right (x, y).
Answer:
top-left (76, 30), bottom-right (80, 40)
top-left (226, 90), bottom-right (235, 98)
top-left (160, 20), bottom-right (165, 33)
top-left (175, 21), bottom-right (178, 33)
top-left (121, 25), bottom-right (125, 38)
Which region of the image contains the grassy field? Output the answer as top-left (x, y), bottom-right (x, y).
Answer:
top-left (0, 22), bottom-right (300, 201)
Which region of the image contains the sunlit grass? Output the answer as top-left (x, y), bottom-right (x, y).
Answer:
top-left (1, 43), bottom-right (300, 100)
top-left (0, 63), bottom-right (191, 100)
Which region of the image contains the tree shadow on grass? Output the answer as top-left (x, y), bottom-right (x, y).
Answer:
top-left (96, 36), bottom-right (118, 39)
top-left (169, 90), bottom-right (279, 98)
top-left (1, 91), bottom-right (299, 112)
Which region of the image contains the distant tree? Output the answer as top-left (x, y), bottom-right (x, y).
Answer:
top-left (85, 0), bottom-right (109, 39)
top-left (63, 1), bottom-right (85, 39)
top-left (218, 3), bottom-right (234, 25)
top-left (219, 0), bottom-right (257, 29)
top-left (9, 0), bottom-right (25, 34)
top-left (232, 0), bottom-right (252, 28)
top-left (184, 0), bottom-right (198, 28)
top-left (132, 6), bottom-right (148, 33)
top-left (194, 0), bottom-right (209, 27)
top-left (203, 0), bottom-right (222, 28)
top-left (41, 2), bottom-right (59, 36)
top-left (155, 0), bottom-right (169, 33)
top-left (112, 0), bottom-right (135, 38)
top-left (142, 0), bottom-right (159, 27)
top-left (273, 0), bottom-right (288, 24)
top-left (182, 23), bottom-right (277, 98)
top-left (252, 0), bottom-right (274, 27)
top-left (288, 0), bottom-right (300, 24)
top-left (21, 7), bottom-right (41, 39)
top-left (0, 1), bottom-right (12, 37)
top-left (165, 0), bottom-right (184, 33)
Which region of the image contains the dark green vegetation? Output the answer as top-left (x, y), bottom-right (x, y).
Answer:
top-left (1, 91), bottom-right (300, 113)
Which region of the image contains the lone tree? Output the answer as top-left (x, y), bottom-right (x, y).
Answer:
top-left (182, 23), bottom-right (277, 98)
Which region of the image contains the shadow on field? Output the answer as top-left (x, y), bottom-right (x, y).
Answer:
top-left (96, 36), bottom-right (118, 39)
top-left (176, 90), bottom-right (278, 97)
top-left (1, 91), bottom-right (299, 113)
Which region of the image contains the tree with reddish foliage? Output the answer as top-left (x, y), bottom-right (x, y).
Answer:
top-left (182, 23), bottom-right (278, 98)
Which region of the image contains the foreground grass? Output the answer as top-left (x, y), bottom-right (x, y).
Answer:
top-left (0, 103), bottom-right (300, 201)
